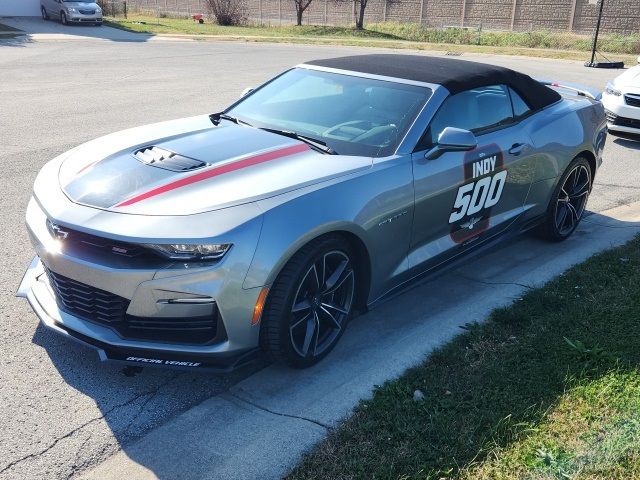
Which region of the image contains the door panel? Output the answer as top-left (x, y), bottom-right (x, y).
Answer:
top-left (409, 124), bottom-right (536, 270)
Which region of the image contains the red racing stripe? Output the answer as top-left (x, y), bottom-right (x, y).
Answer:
top-left (76, 160), bottom-right (98, 176)
top-left (114, 143), bottom-right (310, 208)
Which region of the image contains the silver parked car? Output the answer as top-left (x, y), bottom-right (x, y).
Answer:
top-left (41, 0), bottom-right (103, 25)
top-left (18, 55), bottom-right (607, 371)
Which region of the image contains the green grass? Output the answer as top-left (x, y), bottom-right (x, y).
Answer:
top-left (288, 236), bottom-right (640, 480)
top-left (104, 15), bottom-right (638, 63)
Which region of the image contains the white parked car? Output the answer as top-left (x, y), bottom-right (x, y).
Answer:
top-left (602, 66), bottom-right (640, 135)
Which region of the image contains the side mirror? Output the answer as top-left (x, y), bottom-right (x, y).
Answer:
top-left (240, 87), bottom-right (254, 98)
top-left (424, 127), bottom-right (477, 160)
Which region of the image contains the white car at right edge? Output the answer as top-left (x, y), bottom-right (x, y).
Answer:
top-left (602, 65), bottom-right (640, 135)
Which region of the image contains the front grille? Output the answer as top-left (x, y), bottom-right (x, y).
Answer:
top-left (46, 221), bottom-right (152, 260)
top-left (624, 94), bottom-right (640, 108)
top-left (46, 267), bottom-right (129, 323)
top-left (45, 267), bottom-right (219, 344)
top-left (607, 112), bottom-right (640, 129)
top-left (79, 9), bottom-right (95, 14)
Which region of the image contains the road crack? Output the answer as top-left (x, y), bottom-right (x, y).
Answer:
top-left (459, 275), bottom-right (534, 290)
top-left (227, 391), bottom-right (331, 430)
top-left (1, 374), bottom-right (182, 476)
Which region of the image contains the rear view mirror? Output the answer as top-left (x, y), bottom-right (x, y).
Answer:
top-left (240, 87), bottom-right (254, 98)
top-left (425, 127), bottom-right (477, 160)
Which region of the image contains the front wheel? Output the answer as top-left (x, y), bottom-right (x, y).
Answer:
top-left (260, 236), bottom-right (357, 368)
top-left (60, 11), bottom-right (68, 25)
top-left (538, 157), bottom-right (592, 241)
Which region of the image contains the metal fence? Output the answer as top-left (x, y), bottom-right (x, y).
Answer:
top-left (102, 0), bottom-right (209, 18)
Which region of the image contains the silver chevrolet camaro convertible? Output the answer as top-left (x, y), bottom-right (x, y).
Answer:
top-left (18, 55), bottom-right (607, 370)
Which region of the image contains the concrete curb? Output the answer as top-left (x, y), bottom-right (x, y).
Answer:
top-left (81, 201), bottom-right (640, 480)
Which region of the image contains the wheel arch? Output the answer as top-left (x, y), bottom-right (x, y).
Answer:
top-left (258, 226), bottom-right (373, 312)
top-left (575, 149), bottom-right (597, 184)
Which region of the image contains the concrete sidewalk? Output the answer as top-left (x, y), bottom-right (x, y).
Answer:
top-left (0, 17), bottom-right (152, 42)
top-left (81, 202), bottom-right (640, 480)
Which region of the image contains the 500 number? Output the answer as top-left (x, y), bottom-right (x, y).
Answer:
top-left (449, 170), bottom-right (507, 224)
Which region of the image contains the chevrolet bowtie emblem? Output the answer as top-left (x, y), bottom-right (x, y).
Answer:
top-left (460, 216), bottom-right (482, 230)
top-left (46, 219), bottom-right (69, 240)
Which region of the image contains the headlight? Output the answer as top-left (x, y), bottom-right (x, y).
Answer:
top-left (145, 243), bottom-right (231, 260)
top-left (67, 7), bottom-right (78, 12)
top-left (96, 7), bottom-right (102, 12)
top-left (604, 82), bottom-right (622, 96)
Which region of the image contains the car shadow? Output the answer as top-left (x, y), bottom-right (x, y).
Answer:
top-left (610, 131), bottom-right (640, 150)
top-left (31, 207), bottom-right (640, 479)
top-left (0, 16), bottom-right (153, 42)
top-left (29, 320), bottom-right (265, 465)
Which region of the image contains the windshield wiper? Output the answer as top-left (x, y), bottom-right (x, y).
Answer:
top-left (209, 112), bottom-right (252, 127)
top-left (258, 127), bottom-right (337, 155)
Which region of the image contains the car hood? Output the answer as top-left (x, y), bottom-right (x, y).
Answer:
top-left (57, 115), bottom-right (372, 216)
top-left (612, 65), bottom-right (640, 89)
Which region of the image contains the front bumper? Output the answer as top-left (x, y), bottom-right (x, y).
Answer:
top-left (67, 12), bottom-right (102, 23)
top-left (18, 196), bottom-right (267, 371)
top-left (602, 91), bottom-right (640, 134)
top-left (18, 257), bottom-right (260, 371)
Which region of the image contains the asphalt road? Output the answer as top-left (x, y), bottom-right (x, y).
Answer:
top-left (1, 31), bottom-right (639, 480)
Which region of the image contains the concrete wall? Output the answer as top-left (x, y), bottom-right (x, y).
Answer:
top-left (124, 0), bottom-right (639, 35)
top-left (0, 0), bottom-right (41, 16)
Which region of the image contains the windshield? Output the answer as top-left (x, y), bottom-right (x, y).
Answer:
top-left (227, 68), bottom-right (432, 157)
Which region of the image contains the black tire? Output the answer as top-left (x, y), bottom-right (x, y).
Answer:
top-left (260, 235), bottom-right (357, 368)
top-left (60, 11), bottom-right (67, 25)
top-left (538, 156), bottom-right (592, 242)
top-left (42, 7), bottom-right (49, 20)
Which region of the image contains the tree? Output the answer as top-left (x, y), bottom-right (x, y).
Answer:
top-left (205, 0), bottom-right (246, 26)
top-left (293, 0), bottom-right (313, 26)
top-left (353, 0), bottom-right (369, 29)
top-left (333, 0), bottom-right (370, 29)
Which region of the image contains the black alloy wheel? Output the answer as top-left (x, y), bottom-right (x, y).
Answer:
top-left (289, 250), bottom-right (354, 359)
top-left (555, 163), bottom-right (591, 236)
top-left (539, 157), bottom-right (592, 241)
top-left (260, 236), bottom-right (357, 368)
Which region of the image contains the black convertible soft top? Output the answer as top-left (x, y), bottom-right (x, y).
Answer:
top-left (305, 54), bottom-right (561, 112)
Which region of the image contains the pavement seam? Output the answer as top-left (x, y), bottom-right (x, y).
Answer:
top-left (0, 374), bottom-right (181, 476)
top-left (226, 391), bottom-right (331, 430)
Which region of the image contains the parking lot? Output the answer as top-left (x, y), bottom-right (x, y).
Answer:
top-left (1, 32), bottom-right (639, 479)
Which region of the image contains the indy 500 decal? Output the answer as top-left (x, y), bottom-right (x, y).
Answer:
top-left (449, 144), bottom-right (507, 244)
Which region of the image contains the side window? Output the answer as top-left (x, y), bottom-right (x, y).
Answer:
top-left (416, 85), bottom-right (515, 151)
top-left (509, 87), bottom-right (531, 118)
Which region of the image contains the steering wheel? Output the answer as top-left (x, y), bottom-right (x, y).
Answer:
top-left (322, 120), bottom-right (373, 140)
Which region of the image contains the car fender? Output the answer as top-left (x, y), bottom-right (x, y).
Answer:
top-left (243, 156), bottom-right (415, 303)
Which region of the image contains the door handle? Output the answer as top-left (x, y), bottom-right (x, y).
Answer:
top-left (508, 143), bottom-right (528, 156)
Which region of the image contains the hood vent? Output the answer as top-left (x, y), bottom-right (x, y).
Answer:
top-left (133, 146), bottom-right (207, 172)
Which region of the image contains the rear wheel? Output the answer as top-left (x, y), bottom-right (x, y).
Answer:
top-left (538, 157), bottom-right (592, 241)
top-left (41, 7), bottom-right (49, 20)
top-left (260, 236), bottom-right (357, 368)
